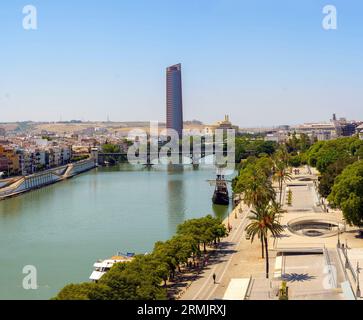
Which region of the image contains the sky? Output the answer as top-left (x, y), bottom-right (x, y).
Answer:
top-left (0, 0), bottom-right (362, 127)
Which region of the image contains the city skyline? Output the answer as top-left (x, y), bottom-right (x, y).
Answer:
top-left (0, 1), bottom-right (362, 126)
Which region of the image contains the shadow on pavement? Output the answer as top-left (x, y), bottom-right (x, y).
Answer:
top-left (282, 273), bottom-right (316, 282)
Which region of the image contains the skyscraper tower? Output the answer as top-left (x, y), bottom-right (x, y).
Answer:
top-left (166, 64), bottom-right (183, 137)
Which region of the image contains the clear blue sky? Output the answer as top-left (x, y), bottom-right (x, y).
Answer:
top-left (0, 0), bottom-right (362, 126)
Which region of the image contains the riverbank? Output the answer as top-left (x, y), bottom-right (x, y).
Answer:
top-left (0, 158), bottom-right (96, 201)
top-left (170, 201), bottom-right (246, 300)
top-left (0, 164), bottom-right (228, 299)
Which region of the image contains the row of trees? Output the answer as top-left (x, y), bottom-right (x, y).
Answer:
top-left (233, 147), bottom-right (289, 278)
top-left (328, 160), bottom-right (363, 227)
top-left (55, 215), bottom-right (227, 300)
top-left (234, 135), bottom-right (363, 276)
top-left (235, 138), bottom-right (277, 163)
top-left (305, 137), bottom-right (363, 174)
top-left (290, 136), bottom-right (363, 227)
top-left (236, 132), bottom-right (312, 169)
top-left (303, 136), bottom-right (363, 227)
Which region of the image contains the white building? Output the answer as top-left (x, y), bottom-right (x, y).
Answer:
top-left (265, 131), bottom-right (288, 143)
top-left (60, 147), bottom-right (71, 164)
top-left (294, 122), bottom-right (337, 141)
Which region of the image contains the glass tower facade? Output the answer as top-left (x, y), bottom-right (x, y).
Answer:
top-left (166, 64), bottom-right (183, 137)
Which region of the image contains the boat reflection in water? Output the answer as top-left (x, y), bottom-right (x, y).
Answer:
top-left (212, 204), bottom-right (230, 221)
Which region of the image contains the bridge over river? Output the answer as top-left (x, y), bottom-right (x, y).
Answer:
top-left (97, 151), bottom-right (231, 166)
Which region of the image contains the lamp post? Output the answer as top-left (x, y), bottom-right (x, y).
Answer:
top-left (345, 240), bottom-right (349, 269)
top-left (227, 211), bottom-right (231, 233)
top-left (337, 226), bottom-right (341, 248)
top-left (236, 195), bottom-right (242, 219)
top-left (356, 262), bottom-right (361, 299)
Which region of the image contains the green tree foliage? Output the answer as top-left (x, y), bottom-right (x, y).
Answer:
top-left (285, 133), bottom-right (312, 154)
top-left (245, 203), bottom-right (284, 278)
top-left (255, 141), bottom-right (277, 156)
top-left (232, 149), bottom-right (286, 279)
top-left (55, 283), bottom-right (104, 300)
top-left (154, 238), bottom-right (189, 280)
top-left (177, 215), bottom-right (227, 253)
top-left (328, 160), bottom-right (363, 227)
top-left (318, 157), bottom-right (356, 198)
top-left (71, 155), bottom-right (89, 162)
top-left (306, 137), bottom-right (361, 173)
top-left (54, 255), bottom-right (168, 300)
top-left (235, 138), bottom-right (277, 163)
top-left (54, 216), bottom-right (227, 300)
top-left (273, 146), bottom-right (292, 205)
top-left (304, 137), bottom-right (362, 199)
top-left (98, 255), bottom-right (168, 300)
top-left (233, 156), bottom-right (275, 208)
top-left (288, 154), bottom-right (303, 168)
top-left (102, 143), bottom-right (121, 154)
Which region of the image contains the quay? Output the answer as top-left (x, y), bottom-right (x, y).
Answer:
top-left (0, 158), bottom-right (96, 200)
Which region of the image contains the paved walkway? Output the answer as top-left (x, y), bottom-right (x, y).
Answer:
top-left (180, 203), bottom-right (247, 300)
top-left (180, 165), bottom-right (363, 300)
top-left (274, 166), bottom-right (347, 299)
top-left (181, 202), bottom-right (272, 300)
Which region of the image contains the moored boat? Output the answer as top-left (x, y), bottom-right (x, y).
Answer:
top-left (89, 253), bottom-right (135, 282)
top-left (212, 172), bottom-right (230, 206)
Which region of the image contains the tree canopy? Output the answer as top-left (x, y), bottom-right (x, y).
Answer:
top-left (328, 160), bottom-right (363, 227)
top-left (102, 143), bottom-right (121, 154)
top-left (54, 215), bottom-right (227, 300)
top-left (305, 137), bottom-right (361, 173)
top-left (235, 138), bottom-right (277, 163)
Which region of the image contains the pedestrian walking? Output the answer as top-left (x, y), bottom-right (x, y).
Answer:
top-left (213, 273), bottom-right (216, 284)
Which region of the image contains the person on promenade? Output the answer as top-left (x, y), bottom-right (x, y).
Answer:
top-left (213, 273), bottom-right (216, 284)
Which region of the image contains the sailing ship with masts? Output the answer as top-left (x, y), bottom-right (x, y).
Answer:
top-left (209, 168), bottom-right (230, 206)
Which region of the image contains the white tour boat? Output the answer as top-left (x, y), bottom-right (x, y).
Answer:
top-left (89, 253), bottom-right (135, 282)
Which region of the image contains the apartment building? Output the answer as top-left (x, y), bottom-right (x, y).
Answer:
top-left (0, 145), bottom-right (20, 175)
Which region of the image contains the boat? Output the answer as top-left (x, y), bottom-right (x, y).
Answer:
top-left (212, 171), bottom-right (230, 206)
top-left (89, 253), bottom-right (135, 282)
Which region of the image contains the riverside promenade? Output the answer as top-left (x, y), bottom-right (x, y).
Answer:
top-left (180, 201), bottom-right (271, 300)
top-left (181, 165), bottom-right (363, 300)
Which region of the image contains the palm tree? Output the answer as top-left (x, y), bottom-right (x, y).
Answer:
top-left (273, 147), bottom-right (292, 205)
top-left (245, 203), bottom-right (284, 279)
top-left (245, 205), bottom-right (267, 259)
top-left (242, 168), bottom-right (276, 209)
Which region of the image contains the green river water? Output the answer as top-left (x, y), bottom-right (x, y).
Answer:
top-left (0, 164), bottom-right (232, 300)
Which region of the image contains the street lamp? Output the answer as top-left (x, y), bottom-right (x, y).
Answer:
top-left (236, 195), bottom-right (242, 219)
top-left (337, 226), bottom-right (341, 248)
top-left (356, 262), bottom-right (361, 299)
top-left (345, 240), bottom-right (349, 269)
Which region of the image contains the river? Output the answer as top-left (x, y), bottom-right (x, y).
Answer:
top-left (0, 164), bottom-right (232, 300)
